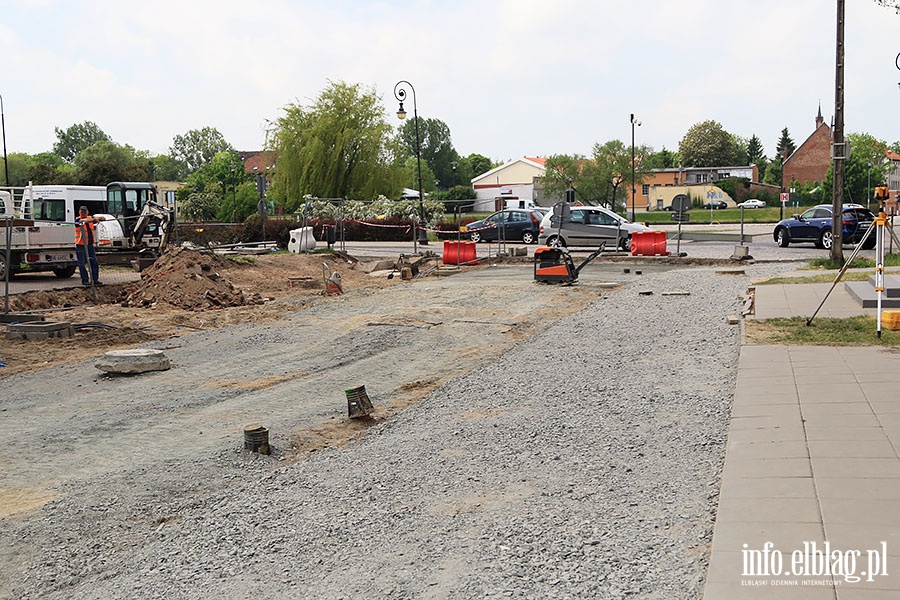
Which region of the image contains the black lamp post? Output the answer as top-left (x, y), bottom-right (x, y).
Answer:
top-left (630, 113), bottom-right (641, 222)
top-left (394, 80), bottom-right (428, 248)
top-left (1, 93), bottom-right (8, 187)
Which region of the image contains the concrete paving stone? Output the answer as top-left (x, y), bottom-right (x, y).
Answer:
top-left (866, 397), bottom-right (900, 413)
top-left (708, 522), bottom-right (826, 551)
top-left (837, 590), bottom-right (900, 599)
top-left (807, 440), bottom-right (897, 458)
top-left (815, 477), bottom-right (900, 499)
top-left (715, 497), bottom-right (822, 524)
top-left (704, 579), bottom-right (837, 599)
top-left (821, 524), bottom-right (900, 559)
top-left (796, 383), bottom-right (869, 403)
top-left (819, 498), bottom-right (900, 526)
top-left (731, 403), bottom-right (804, 419)
top-left (719, 476), bottom-right (816, 499)
top-left (726, 426), bottom-right (809, 444)
top-left (721, 457), bottom-right (813, 479)
top-left (801, 413), bottom-right (883, 428)
top-left (804, 427), bottom-right (889, 442)
top-left (810, 457), bottom-right (900, 479)
top-left (731, 414), bottom-right (805, 431)
top-left (800, 403), bottom-right (876, 418)
top-left (734, 390), bottom-right (801, 406)
top-left (725, 441), bottom-right (810, 459)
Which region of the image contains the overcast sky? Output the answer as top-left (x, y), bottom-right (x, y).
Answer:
top-left (2, 0), bottom-right (899, 166)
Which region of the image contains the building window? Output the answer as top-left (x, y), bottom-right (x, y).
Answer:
top-left (642, 184), bottom-right (649, 196)
top-left (696, 174), bottom-right (708, 183)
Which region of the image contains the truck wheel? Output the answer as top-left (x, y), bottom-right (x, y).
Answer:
top-left (0, 254), bottom-right (16, 280)
top-left (53, 266), bottom-right (77, 279)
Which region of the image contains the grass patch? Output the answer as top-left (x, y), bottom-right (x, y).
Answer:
top-left (746, 315), bottom-right (900, 346)
top-left (808, 253), bottom-right (900, 270)
top-left (758, 272), bottom-right (871, 285)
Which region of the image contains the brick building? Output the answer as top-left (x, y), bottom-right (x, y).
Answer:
top-left (782, 106), bottom-right (832, 188)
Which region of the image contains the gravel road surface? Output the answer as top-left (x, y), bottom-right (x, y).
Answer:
top-left (0, 259), bottom-right (795, 599)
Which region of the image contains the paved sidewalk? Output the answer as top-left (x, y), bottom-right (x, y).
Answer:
top-left (704, 282), bottom-right (900, 598)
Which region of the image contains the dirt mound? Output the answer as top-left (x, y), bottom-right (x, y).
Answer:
top-left (121, 247), bottom-right (265, 310)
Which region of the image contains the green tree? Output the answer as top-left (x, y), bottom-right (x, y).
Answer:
top-left (180, 191), bottom-right (220, 221)
top-left (217, 182), bottom-right (261, 223)
top-left (53, 121), bottom-right (111, 163)
top-left (169, 127), bottom-right (234, 176)
top-left (540, 154), bottom-right (587, 204)
top-left (644, 147), bottom-right (677, 169)
top-left (678, 120), bottom-right (741, 167)
top-left (267, 80), bottom-right (402, 211)
top-left (763, 156), bottom-right (783, 187)
top-left (776, 127), bottom-right (796, 159)
top-left (466, 153), bottom-right (493, 178)
top-left (150, 154), bottom-right (185, 181)
top-left (822, 133), bottom-right (888, 207)
top-left (5, 153), bottom-right (35, 186)
top-left (73, 141), bottom-right (148, 185)
top-left (399, 117), bottom-right (460, 190)
top-left (747, 135), bottom-right (765, 162)
top-left (592, 139), bottom-right (639, 212)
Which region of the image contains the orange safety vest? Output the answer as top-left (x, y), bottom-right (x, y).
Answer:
top-left (75, 219), bottom-right (96, 246)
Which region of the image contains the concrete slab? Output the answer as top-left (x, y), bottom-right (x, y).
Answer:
top-left (95, 349), bottom-right (171, 374)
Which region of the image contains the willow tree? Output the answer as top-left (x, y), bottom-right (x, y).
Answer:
top-left (267, 81), bottom-right (403, 211)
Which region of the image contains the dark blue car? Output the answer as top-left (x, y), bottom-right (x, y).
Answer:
top-left (773, 204), bottom-right (876, 249)
top-left (463, 209), bottom-right (546, 244)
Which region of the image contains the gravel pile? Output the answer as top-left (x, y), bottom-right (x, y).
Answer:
top-left (3, 263), bottom-right (794, 599)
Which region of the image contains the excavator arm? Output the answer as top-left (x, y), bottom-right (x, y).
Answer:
top-left (131, 200), bottom-right (175, 252)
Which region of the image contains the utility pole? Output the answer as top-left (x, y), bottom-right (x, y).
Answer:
top-left (831, 0), bottom-right (846, 265)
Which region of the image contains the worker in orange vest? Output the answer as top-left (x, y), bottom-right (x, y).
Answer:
top-left (75, 206), bottom-right (106, 286)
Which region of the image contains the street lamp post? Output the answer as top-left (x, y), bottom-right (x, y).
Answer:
top-left (1, 93), bottom-right (8, 187)
top-left (630, 113), bottom-right (641, 222)
top-left (394, 80), bottom-right (428, 250)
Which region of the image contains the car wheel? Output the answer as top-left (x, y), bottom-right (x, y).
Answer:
top-left (470, 231), bottom-right (482, 243)
top-left (521, 231), bottom-right (536, 244)
top-left (618, 236), bottom-right (630, 251)
top-left (546, 235), bottom-right (566, 248)
top-left (817, 229), bottom-right (833, 250)
top-left (775, 228), bottom-right (790, 248)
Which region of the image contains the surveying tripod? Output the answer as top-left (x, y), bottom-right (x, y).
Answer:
top-left (808, 207), bottom-right (900, 337)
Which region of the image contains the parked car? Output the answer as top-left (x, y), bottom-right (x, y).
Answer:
top-left (462, 209), bottom-right (545, 244)
top-left (737, 199), bottom-right (766, 209)
top-left (773, 203), bottom-right (876, 249)
top-left (537, 205), bottom-right (651, 250)
top-left (703, 200), bottom-right (728, 210)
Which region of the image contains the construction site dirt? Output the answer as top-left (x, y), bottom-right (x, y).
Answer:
top-left (0, 247), bottom-right (608, 519)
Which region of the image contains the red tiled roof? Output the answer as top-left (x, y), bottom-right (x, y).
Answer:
top-left (239, 150), bottom-right (276, 173)
top-left (886, 150), bottom-right (900, 162)
top-left (524, 156), bottom-right (547, 166)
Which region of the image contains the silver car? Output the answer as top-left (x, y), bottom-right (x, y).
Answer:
top-left (537, 205), bottom-right (651, 250)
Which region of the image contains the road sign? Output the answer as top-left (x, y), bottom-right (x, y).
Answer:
top-left (672, 194), bottom-right (690, 213)
top-left (780, 193), bottom-right (789, 204)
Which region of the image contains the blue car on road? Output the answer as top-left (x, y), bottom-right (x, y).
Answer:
top-left (773, 203), bottom-right (876, 249)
